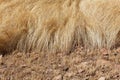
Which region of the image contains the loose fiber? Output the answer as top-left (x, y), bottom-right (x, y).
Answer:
top-left (0, 0), bottom-right (120, 53)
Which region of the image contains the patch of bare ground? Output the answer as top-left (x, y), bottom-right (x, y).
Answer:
top-left (0, 47), bottom-right (120, 80)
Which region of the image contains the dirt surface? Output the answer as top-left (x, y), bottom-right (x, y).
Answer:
top-left (0, 47), bottom-right (120, 80)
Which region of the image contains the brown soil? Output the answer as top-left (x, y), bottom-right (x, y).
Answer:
top-left (0, 47), bottom-right (120, 80)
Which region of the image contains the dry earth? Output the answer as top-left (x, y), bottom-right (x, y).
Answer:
top-left (0, 47), bottom-right (120, 80)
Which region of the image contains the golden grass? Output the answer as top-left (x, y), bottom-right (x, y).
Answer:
top-left (0, 0), bottom-right (120, 53)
